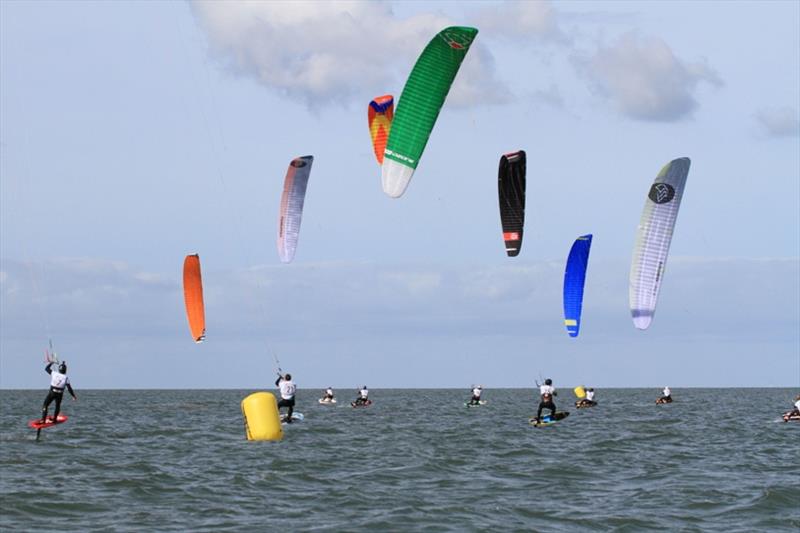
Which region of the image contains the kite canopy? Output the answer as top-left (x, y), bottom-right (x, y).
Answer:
top-left (497, 150), bottom-right (526, 257)
top-left (563, 235), bottom-right (593, 337)
top-left (629, 157), bottom-right (691, 330)
top-left (277, 155), bottom-right (314, 263)
top-left (368, 95), bottom-right (394, 165)
top-left (183, 254), bottom-right (206, 343)
top-left (381, 26), bottom-right (478, 198)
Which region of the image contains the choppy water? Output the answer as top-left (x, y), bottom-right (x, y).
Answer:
top-left (1, 388), bottom-right (798, 531)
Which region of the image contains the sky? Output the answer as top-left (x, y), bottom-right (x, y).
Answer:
top-left (1, 0), bottom-right (798, 390)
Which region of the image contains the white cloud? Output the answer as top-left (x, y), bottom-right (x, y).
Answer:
top-left (471, 1), bottom-right (567, 44)
top-left (0, 258), bottom-right (179, 338)
top-left (531, 84), bottom-right (564, 108)
top-left (381, 270), bottom-right (442, 295)
top-left (578, 32), bottom-right (722, 122)
top-left (191, 1), bottom-right (508, 108)
top-left (755, 106), bottom-right (800, 138)
top-left (4, 256), bottom-right (798, 340)
top-left (447, 42), bottom-right (512, 106)
top-left (2, 256), bottom-right (797, 387)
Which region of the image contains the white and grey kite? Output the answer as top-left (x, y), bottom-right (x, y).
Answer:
top-left (277, 156), bottom-right (314, 263)
top-left (629, 157), bottom-right (691, 330)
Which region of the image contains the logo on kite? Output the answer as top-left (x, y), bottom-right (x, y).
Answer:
top-left (648, 183), bottom-right (675, 204)
top-left (440, 30), bottom-right (473, 50)
top-left (291, 159), bottom-right (307, 168)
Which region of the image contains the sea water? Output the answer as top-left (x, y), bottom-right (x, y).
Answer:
top-left (1, 388), bottom-right (798, 531)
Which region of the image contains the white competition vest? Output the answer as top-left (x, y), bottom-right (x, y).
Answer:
top-left (50, 372), bottom-right (68, 390)
top-left (279, 381), bottom-right (296, 399)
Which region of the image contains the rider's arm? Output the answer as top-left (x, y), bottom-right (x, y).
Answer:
top-left (66, 383), bottom-right (77, 399)
top-left (45, 362), bottom-right (54, 374)
top-left (275, 375), bottom-right (282, 387)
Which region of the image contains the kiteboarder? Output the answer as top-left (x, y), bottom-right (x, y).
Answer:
top-left (657, 386), bottom-right (672, 404)
top-left (41, 361), bottom-right (77, 423)
top-left (577, 387), bottom-right (596, 407)
top-left (783, 394), bottom-right (800, 421)
top-left (275, 373), bottom-right (297, 423)
top-left (535, 378), bottom-right (557, 424)
top-left (353, 385), bottom-right (369, 406)
top-left (321, 387), bottom-right (335, 402)
top-left (468, 385), bottom-right (483, 405)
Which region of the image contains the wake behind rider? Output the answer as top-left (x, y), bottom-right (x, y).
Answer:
top-left (41, 361), bottom-right (77, 423)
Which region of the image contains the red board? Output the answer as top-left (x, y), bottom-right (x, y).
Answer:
top-left (28, 414), bottom-right (68, 429)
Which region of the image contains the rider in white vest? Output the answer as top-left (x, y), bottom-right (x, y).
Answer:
top-left (468, 385), bottom-right (483, 405)
top-left (535, 379), bottom-right (557, 423)
top-left (662, 386), bottom-right (672, 400)
top-left (576, 386), bottom-right (596, 407)
top-left (275, 373), bottom-right (297, 422)
top-left (354, 386), bottom-right (369, 405)
top-left (41, 361), bottom-right (77, 423)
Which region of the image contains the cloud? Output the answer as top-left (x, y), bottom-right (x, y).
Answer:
top-left (4, 255), bottom-right (796, 342)
top-left (531, 84), bottom-right (564, 109)
top-left (755, 106), bottom-right (800, 138)
top-left (0, 258), bottom-right (177, 339)
top-left (190, 1), bottom-right (508, 108)
top-left (446, 42), bottom-right (512, 106)
top-left (471, 1), bottom-right (568, 44)
top-left (577, 32), bottom-right (722, 122)
top-left (2, 256), bottom-right (797, 387)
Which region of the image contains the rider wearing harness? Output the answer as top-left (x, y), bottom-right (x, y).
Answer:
top-left (577, 387), bottom-right (596, 407)
top-left (658, 386), bottom-right (672, 403)
top-left (275, 373), bottom-right (297, 422)
top-left (354, 385), bottom-right (369, 406)
top-left (41, 362), bottom-right (77, 423)
top-left (782, 394), bottom-right (800, 422)
top-left (468, 385), bottom-right (483, 405)
top-left (536, 378), bottom-right (557, 423)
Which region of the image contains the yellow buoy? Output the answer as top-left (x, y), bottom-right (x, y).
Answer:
top-left (241, 392), bottom-right (283, 441)
top-left (574, 385), bottom-right (586, 399)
